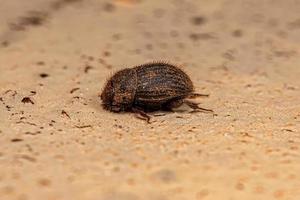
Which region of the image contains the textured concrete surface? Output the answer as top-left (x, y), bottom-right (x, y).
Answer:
top-left (0, 0), bottom-right (300, 199)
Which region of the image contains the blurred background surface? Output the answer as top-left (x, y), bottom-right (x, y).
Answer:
top-left (0, 0), bottom-right (300, 200)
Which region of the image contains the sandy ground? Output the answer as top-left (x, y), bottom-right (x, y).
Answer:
top-left (0, 0), bottom-right (300, 199)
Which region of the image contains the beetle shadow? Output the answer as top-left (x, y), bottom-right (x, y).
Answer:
top-left (88, 94), bottom-right (210, 122)
top-left (90, 94), bottom-right (192, 114)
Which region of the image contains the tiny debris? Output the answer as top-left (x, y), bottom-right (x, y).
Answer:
top-left (30, 91), bottom-right (37, 95)
top-left (287, 18), bottom-right (300, 29)
top-left (16, 121), bottom-right (36, 126)
top-left (21, 97), bottom-right (34, 104)
top-left (38, 178), bottom-right (51, 187)
top-left (84, 65), bottom-right (93, 73)
top-left (4, 90), bottom-right (17, 97)
top-left (88, 56), bottom-right (94, 61)
top-left (10, 11), bottom-right (48, 31)
top-left (103, 2), bottom-right (115, 12)
top-left (6, 105), bottom-right (12, 111)
top-left (145, 43), bottom-right (153, 50)
top-left (232, 29), bottom-right (243, 37)
top-left (189, 33), bottom-right (216, 41)
top-left (21, 11), bottom-right (46, 26)
top-left (51, 0), bottom-right (82, 10)
top-left (11, 138), bottom-right (23, 142)
top-left (98, 58), bottom-right (113, 69)
top-left (112, 33), bottom-right (122, 41)
top-left (152, 169), bottom-right (177, 183)
top-left (75, 125), bottom-right (92, 129)
top-left (49, 120), bottom-right (56, 126)
top-left (283, 84), bottom-right (297, 90)
top-left (24, 131), bottom-right (41, 135)
top-left (1, 41), bottom-right (9, 47)
top-left (191, 16), bottom-right (206, 26)
top-left (19, 154), bottom-right (36, 162)
top-left (98, 58), bottom-right (105, 64)
top-left (273, 50), bottom-right (296, 58)
top-left (39, 73), bottom-right (49, 78)
top-left (103, 51), bottom-right (111, 57)
top-left (239, 132), bottom-right (253, 138)
top-left (282, 129), bottom-right (294, 132)
top-left (80, 54), bottom-right (87, 59)
top-left (36, 61), bottom-right (45, 65)
top-left (61, 110), bottom-right (71, 119)
top-left (4, 90), bottom-right (12, 94)
top-left (16, 121), bottom-right (37, 126)
top-left (70, 88), bottom-right (80, 94)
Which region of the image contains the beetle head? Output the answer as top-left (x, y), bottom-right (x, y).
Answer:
top-left (101, 69), bottom-right (137, 112)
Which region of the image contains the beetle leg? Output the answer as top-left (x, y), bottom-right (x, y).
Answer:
top-left (187, 93), bottom-right (210, 99)
top-left (184, 100), bottom-right (213, 113)
top-left (132, 107), bottom-right (151, 123)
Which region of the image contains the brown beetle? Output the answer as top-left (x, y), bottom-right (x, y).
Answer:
top-left (101, 62), bottom-right (212, 122)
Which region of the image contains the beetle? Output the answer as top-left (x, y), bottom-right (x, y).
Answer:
top-left (101, 62), bottom-right (213, 122)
